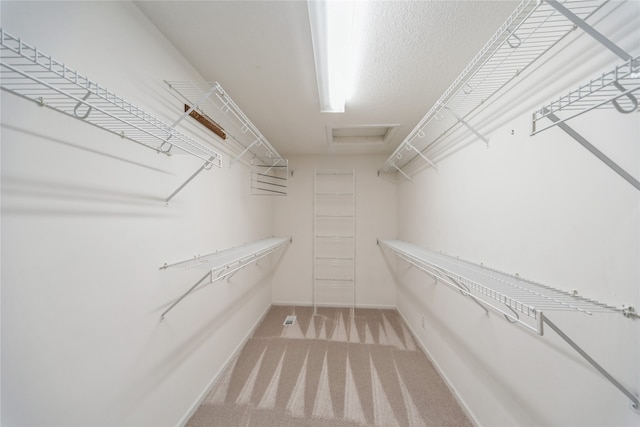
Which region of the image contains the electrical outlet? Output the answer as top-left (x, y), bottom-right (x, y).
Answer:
top-left (421, 315), bottom-right (426, 329)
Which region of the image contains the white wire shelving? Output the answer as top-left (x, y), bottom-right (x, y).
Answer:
top-left (378, 238), bottom-right (639, 411)
top-left (532, 57), bottom-right (640, 134)
top-left (314, 170), bottom-right (356, 315)
top-left (0, 29), bottom-right (222, 167)
top-left (165, 81), bottom-right (287, 168)
top-left (159, 237), bottom-right (292, 319)
top-left (380, 0), bottom-right (609, 179)
top-left (378, 239), bottom-right (624, 333)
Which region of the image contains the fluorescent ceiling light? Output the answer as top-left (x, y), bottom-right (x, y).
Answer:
top-left (308, 0), bottom-right (356, 113)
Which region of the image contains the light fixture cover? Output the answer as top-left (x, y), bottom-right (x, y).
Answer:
top-left (308, 1), bottom-right (355, 113)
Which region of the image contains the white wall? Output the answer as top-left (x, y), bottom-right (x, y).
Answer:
top-left (394, 1), bottom-right (640, 426)
top-left (1, 2), bottom-right (277, 426)
top-left (272, 154), bottom-right (397, 308)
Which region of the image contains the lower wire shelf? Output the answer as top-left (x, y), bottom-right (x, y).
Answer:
top-left (377, 238), bottom-right (639, 411)
top-left (159, 237), bottom-right (291, 319)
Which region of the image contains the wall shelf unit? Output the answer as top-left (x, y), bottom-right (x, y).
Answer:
top-left (165, 81), bottom-right (283, 165)
top-left (531, 55), bottom-right (640, 191)
top-left (380, 0), bottom-right (610, 180)
top-left (251, 158), bottom-right (289, 196)
top-left (314, 170), bottom-right (356, 315)
top-left (531, 57), bottom-right (640, 135)
top-left (0, 29), bottom-right (222, 167)
top-left (378, 239), bottom-right (639, 412)
top-left (166, 80), bottom-right (289, 195)
top-left (159, 237), bottom-right (291, 319)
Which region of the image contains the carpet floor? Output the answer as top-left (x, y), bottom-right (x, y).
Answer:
top-left (187, 306), bottom-right (472, 427)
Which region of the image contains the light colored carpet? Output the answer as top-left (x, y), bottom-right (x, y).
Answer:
top-left (187, 306), bottom-right (472, 427)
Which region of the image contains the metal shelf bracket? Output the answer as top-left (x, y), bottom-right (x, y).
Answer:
top-left (443, 107), bottom-right (489, 147)
top-left (544, 109), bottom-right (640, 191)
top-left (165, 155), bottom-right (219, 205)
top-left (541, 313), bottom-right (640, 413)
top-left (545, 0), bottom-right (634, 64)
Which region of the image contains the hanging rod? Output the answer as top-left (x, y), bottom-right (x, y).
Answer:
top-left (380, 0), bottom-right (610, 178)
top-left (165, 81), bottom-right (286, 168)
top-left (0, 29), bottom-right (222, 165)
top-left (377, 239), bottom-right (639, 411)
top-left (159, 237), bottom-right (291, 319)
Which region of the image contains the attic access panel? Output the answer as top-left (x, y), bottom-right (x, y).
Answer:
top-left (327, 125), bottom-right (399, 147)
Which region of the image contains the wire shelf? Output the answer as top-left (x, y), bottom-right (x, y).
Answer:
top-left (381, 0), bottom-right (608, 176)
top-left (532, 57), bottom-right (640, 134)
top-left (165, 81), bottom-right (286, 168)
top-left (378, 239), bottom-right (621, 334)
top-left (251, 158), bottom-right (288, 196)
top-left (161, 236), bottom-right (291, 274)
top-left (0, 29), bottom-right (222, 166)
top-left (159, 237), bottom-right (291, 319)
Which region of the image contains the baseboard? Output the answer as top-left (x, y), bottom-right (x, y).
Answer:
top-left (396, 309), bottom-right (481, 427)
top-left (175, 303), bottom-right (273, 427)
top-left (271, 300), bottom-right (397, 310)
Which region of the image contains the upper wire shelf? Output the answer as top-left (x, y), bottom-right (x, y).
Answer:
top-left (381, 0), bottom-right (608, 177)
top-left (532, 57), bottom-right (640, 134)
top-left (378, 239), bottom-right (622, 334)
top-left (0, 29), bottom-right (222, 166)
top-left (165, 81), bottom-right (286, 169)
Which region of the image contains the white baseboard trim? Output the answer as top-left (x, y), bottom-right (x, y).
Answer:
top-left (271, 300), bottom-right (397, 310)
top-left (175, 303), bottom-right (273, 427)
top-left (396, 309), bottom-right (480, 427)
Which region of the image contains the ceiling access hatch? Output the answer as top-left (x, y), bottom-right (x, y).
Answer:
top-left (327, 125), bottom-right (399, 147)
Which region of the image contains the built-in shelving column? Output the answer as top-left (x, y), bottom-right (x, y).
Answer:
top-left (313, 170), bottom-right (355, 315)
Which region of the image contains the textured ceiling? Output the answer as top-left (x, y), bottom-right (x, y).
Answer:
top-left (135, 1), bottom-right (517, 157)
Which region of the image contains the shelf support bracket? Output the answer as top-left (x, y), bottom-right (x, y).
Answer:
top-left (390, 162), bottom-right (413, 182)
top-left (230, 139), bottom-right (260, 167)
top-left (406, 143), bottom-right (438, 170)
top-left (444, 107), bottom-right (489, 147)
top-left (165, 156), bottom-right (216, 204)
top-left (160, 270), bottom-right (213, 320)
top-left (433, 267), bottom-right (490, 315)
top-left (544, 110), bottom-right (640, 191)
top-left (167, 82), bottom-right (219, 129)
top-left (545, 0), bottom-right (634, 64)
top-left (541, 313), bottom-right (640, 413)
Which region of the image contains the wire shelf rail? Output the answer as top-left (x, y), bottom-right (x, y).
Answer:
top-left (380, 0), bottom-right (608, 177)
top-left (378, 238), bottom-right (639, 411)
top-left (165, 81), bottom-right (286, 169)
top-left (159, 237), bottom-right (291, 319)
top-left (532, 57), bottom-right (640, 134)
top-left (377, 239), bottom-right (622, 333)
top-left (0, 29), bottom-right (222, 166)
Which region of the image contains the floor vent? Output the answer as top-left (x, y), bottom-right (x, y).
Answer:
top-left (283, 315), bottom-right (296, 326)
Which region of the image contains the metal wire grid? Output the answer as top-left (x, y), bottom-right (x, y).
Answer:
top-left (532, 57), bottom-right (640, 134)
top-left (160, 237), bottom-right (291, 274)
top-left (382, 0), bottom-right (608, 174)
top-left (379, 239), bottom-right (620, 331)
top-left (251, 158), bottom-right (289, 196)
top-left (165, 81), bottom-right (286, 167)
top-left (0, 29), bottom-right (221, 166)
